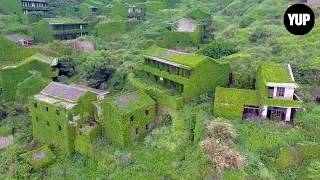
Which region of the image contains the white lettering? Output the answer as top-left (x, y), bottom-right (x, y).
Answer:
top-left (303, 14), bottom-right (310, 25)
top-left (288, 14), bottom-right (297, 26)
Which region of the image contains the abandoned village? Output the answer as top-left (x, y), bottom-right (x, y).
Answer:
top-left (0, 0), bottom-right (314, 173)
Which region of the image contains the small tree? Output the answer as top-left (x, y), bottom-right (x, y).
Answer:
top-left (198, 41), bottom-right (237, 59)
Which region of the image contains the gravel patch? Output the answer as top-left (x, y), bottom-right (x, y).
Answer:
top-left (0, 135), bottom-right (13, 149)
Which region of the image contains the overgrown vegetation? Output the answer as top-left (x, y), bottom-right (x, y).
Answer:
top-left (0, 0), bottom-right (320, 179)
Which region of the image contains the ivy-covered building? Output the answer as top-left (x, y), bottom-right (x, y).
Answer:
top-left (0, 54), bottom-right (58, 101)
top-left (33, 18), bottom-right (89, 43)
top-left (160, 8), bottom-right (212, 48)
top-left (22, 0), bottom-right (49, 14)
top-left (95, 90), bottom-right (156, 147)
top-left (214, 62), bottom-right (303, 122)
top-left (136, 46), bottom-right (230, 100)
top-left (29, 82), bottom-right (108, 155)
top-left (0, 0), bottom-right (48, 15)
top-left (127, 5), bottom-right (145, 20)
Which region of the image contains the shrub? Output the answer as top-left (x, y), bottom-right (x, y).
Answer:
top-left (275, 148), bottom-right (296, 171)
top-left (296, 143), bottom-right (320, 160)
top-left (201, 139), bottom-right (245, 171)
top-left (198, 41), bottom-right (237, 59)
top-left (307, 160), bottom-right (320, 180)
top-left (206, 122), bottom-right (238, 144)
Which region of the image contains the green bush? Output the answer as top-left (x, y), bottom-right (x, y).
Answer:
top-left (97, 20), bottom-right (127, 38)
top-left (222, 170), bottom-right (248, 180)
top-left (296, 143), bottom-right (320, 160)
top-left (198, 41), bottom-right (237, 59)
top-left (275, 148), bottom-right (296, 171)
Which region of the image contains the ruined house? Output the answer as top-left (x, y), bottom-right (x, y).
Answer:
top-left (214, 62), bottom-right (303, 122)
top-left (162, 8), bottom-right (212, 48)
top-left (34, 18), bottom-right (89, 43)
top-left (137, 46), bottom-right (230, 100)
top-left (95, 90), bottom-right (156, 147)
top-left (29, 82), bottom-right (108, 155)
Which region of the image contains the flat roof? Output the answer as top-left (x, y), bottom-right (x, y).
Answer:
top-left (40, 82), bottom-right (107, 102)
top-left (44, 18), bottom-right (87, 25)
top-left (259, 62), bottom-right (295, 84)
top-left (215, 87), bottom-right (260, 107)
top-left (143, 46), bottom-right (209, 69)
top-left (34, 94), bottom-right (76, 109)
top-left (98, 90), bottom-right (155, 114)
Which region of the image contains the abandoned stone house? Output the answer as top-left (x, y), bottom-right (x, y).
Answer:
top-left (29, 82), bottom-right (108, 155)
top-left (214, 62), bottom-right (303, 122)
top-left (34, 18), bottom-right (89, 43)
top-left (29, 83), bottom-right (157, 154)
top-left (163, 9), bottom-right (212, 47)
top-left (22, 0), bottom-right (49, 14)
top-left (127, 6), bottom-right (145, 20)
top-left (137, 46), bottom-right (230, 100)
top-left (95, 90), bottom-right (156, 147)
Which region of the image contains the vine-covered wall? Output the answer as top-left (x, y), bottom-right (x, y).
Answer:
top-left (16, 75), bottom-right (52, 100)
top-left (182, 57), bottom-right (230, 99)
top-left (0, 0), bottom-right (21, 15)
top-left (96, 90), bottom-right (156, 147)
top-left (74, 123), bottom-right (102, 156)
top-left (0, 36), bottom-right (39, 63)
top-left (111, 3), bottom-right (127, 18)
top-left (29, 99), bottom-right (76, 155)
top-left (33, 19), bottom-right (54, 43)
top-left (97, 21), bottom-right (127, 38)
top-left (128, 73), bottom-right (184, 110)
top-left (160, 26), bottom-right (202, 48)
top-left (0, 56), bottom-right (52, 101)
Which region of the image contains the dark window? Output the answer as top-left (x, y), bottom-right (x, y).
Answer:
top-left (277, 87), bottom-right (285, 97)
top-left (33, 103), bottom-right (38, 108)
top-left (58, 125), bottom-right (62, 131)
top-left (36, 117), bottom-right (39, 122)
top-left (135, 128), bottom-right (139, 135)
top-left (56, 109), bottom-right (60, 115)
top-left (185, 70), bottom-right (191, 77)
top-left (146, 124), bottom-right (149, 130)
top-left (146, 110), bottom-right (149, 115)
top-left (44, 106), bottom-right (48, 112)
top-left (46, 121), bottom-right (50, 126)
top-left (130, 116), bottom-right (134, 122)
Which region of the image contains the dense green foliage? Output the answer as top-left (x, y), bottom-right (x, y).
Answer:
top-left (0, 0), bottom-right (21, 15)
top-left (33, 19), bottom-right (54, 43)
top-left (97, 20), bottom-right (127, 38)
top-left (1, 0), bottom-right (320, 179)
top-left (96, 90), bottom-right (156, 147)
top-left (0, 56), bottom-right (52, 101)
top-left (198, 41), bottom-right (237, 59)
top-left (0, 36), bottom-right (39, 66)
top-left (20, 145), bottom-right (56, 170)
top-left (16, 76), bottom-right (52, 100)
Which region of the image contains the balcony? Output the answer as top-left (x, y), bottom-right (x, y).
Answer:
top-left (22, 6), bottom-right (49, 11)
top-left (138, 64), bottom-right (189, 85)
top-left (52, 28), bottom-right (88, 35)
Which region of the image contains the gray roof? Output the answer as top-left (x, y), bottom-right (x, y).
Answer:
top-left (40, 82), bottom-right (108, 102)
